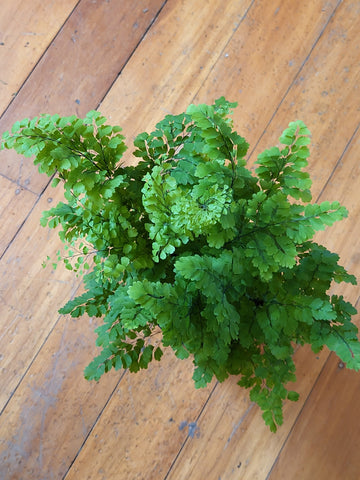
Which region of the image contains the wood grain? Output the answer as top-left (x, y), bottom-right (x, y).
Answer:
top-left (64, 348), bottom-right (215, 480)
top-left (164, 2), bottom-right (360, 478)
top-left (193, 0), bottom-right (341, 149)
top-left (249, 0), bottom-right (360, 201)
top-left (0, 305), bottom-right (121, 480)
top-left (269, 132), bottom-right (360, 480)
top-left (0, 0), bottom-right (78, 113)
top-left (0, 0), bottom-right (359, 479)
top-left (0, 0), bottom-right (166, 413)
top-left (1, 1), bottom-right (254, 477)
top-left (64, 1), bottom-right (359, 478)
top-left (0, 176), bottom-right (36, 257)
top-left (0, 0), bottom-right (167, 193)
top-left (269, 331), bottom-right (360, 480)
top-left (313, 127), bottom-right (360, 303)
top-left (167, 346), bottom-right (329, 480)
top-left (166, 125), bottom-right (359, 478)
top-left (0, 185), bottom-right (76, 412)
top-left (99, 0), bottom-right (254, 147)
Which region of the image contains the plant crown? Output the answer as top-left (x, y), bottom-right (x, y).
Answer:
top-left (2, 97), bottom-right (358, 432)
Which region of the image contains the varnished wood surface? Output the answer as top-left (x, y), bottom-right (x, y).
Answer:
top-left (0, 1), bottom-right (359, 479)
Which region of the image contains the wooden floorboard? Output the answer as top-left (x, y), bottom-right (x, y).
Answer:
top-left (0, 175), bottom-right (36, 257)
top-left (99, 0), bottom-right (254, 145)
top-left (0, 0), bottom-right (79, 113)
top-left (269, 129), bottom-right (360, 480)
top-left (193, 0), bottom-right (341, 149)
top-left (269, 337), bottom-right (360, 480)
top-left (0, 1), bottom-right (359, 479)
top-left (0, 0), bottom-right (166, 194)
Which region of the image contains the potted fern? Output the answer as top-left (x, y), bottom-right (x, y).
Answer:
top-left (2, 97), bottom-right (358, 432)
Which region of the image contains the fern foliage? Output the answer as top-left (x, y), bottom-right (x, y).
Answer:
top-left (2, 98), bottom-right (357, 432)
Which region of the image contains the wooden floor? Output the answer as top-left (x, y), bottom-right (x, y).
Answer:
top-left (0, 1), bottom-right (359, 478)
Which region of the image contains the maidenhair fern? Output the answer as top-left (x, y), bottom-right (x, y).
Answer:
top-left (2, 97), bottom-right (358, 432)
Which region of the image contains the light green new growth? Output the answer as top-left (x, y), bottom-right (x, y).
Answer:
top-left (2, 98), bottom-right (358, 432)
